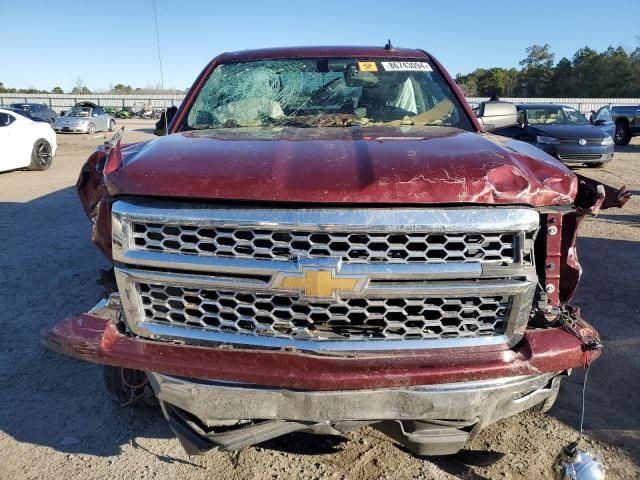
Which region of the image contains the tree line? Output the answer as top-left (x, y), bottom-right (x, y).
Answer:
top-left (0, 79), bottom-right (184, 95)
top-left (456, 43), bottom-right (640, 98)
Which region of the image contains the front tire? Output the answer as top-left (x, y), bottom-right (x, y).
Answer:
top-left (614, 123), bottom-right (631, 146)
top-left (103, 366), bottom-right (157, 407)
top-left (108, 120), bottom-right (116, 132)
top-left (28, 139), bottom-right (53, 170)
top-left (87, 123), bottom-right (96, 134)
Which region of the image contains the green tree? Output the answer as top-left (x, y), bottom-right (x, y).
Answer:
top-left (113, 84), bottom-right (133, 94)
top-left (71, 85), bottom-right (91, 94)
top-left (51, 86), bottom-right (64, 94)
top-left (70, 77), bottom-right (91, 95)
top-left (630, 47), bottom-right (640, 96)
top-left (519, 44), bottom-right (555, 96)
top-left (602, 46), bottom-right (632, 96)
top-left (546, 57), bottom-right (575, 96)
top-left (455, 67), bottom-right (519, 97)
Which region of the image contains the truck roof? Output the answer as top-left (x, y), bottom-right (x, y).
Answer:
top-left (219, 45), bottom-right (430, 62)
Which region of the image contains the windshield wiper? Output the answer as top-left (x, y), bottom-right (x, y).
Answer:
top-left (264, 117), bottom-right (316, 128)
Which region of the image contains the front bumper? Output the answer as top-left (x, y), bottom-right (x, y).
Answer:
top-left (538, 143), bottom-right (614, 164)
top-left (151, 371), bottom-right (562, 455)
top-left (43, 308), bottom-right (600, 391)
top-left (53, 124), bottom-right (88, 133)
top-left (43, 300), bottom-right (599, 455)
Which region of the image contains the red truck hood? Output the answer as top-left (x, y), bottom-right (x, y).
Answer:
top-left (106, 126), bottom-right (577, 206)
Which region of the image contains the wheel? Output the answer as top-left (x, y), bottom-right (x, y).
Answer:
top-left (587, 162), bottom-right (605, 168)
top-left (614, 123), bottom-right (631, 146)
top-left (108, 120), bottom-right (116, 132)
top-left (102, 366), bottom-right (157, 407)
top-left (87, 123), bottom-right (96, 134)
top-left (28, 139), bottom-right (53, 170)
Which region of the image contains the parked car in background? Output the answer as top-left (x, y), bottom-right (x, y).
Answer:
top-left (590, 105), bottom-right (640, 146)
top-left (494, 104), bottom-right (614, 168)
top-left (5, 107), bottom-right (50, 123)
top-left (0, 108), bottom-right (57, 172)
top-left (9, 102), bottom-right (58, 124)
top-left (53, 102), bottom-right (116, 134)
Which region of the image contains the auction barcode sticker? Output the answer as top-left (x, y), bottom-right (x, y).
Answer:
top-left (381, 61), bottom-right (433, 72)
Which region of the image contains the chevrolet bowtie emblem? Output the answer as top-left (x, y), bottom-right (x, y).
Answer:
top-left (272, 267), bottom-right (367, 299)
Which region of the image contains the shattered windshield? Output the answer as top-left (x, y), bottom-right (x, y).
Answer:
top-left (184, 58), bottom-right (472, 130)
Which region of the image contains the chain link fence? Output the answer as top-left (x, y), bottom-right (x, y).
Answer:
top-left (1, 93), bottom-right (639, 115)
top-left (0, 94), bottom-right (184, 113)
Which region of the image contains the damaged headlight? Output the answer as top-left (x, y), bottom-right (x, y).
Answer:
top-left (536, 135), bottom-right (559, 145)
top-left (601, 136), bottom-right (614, 145)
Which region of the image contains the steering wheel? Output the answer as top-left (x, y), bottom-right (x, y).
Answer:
top-left (309, 78), bottom-right (343, 104)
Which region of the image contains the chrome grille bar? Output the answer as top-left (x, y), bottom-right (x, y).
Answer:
top-left (113, 200), bottom-right (539, 268)
top-left (115, 267), bottom-right (535, 351)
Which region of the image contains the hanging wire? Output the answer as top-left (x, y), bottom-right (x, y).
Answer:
top-left (151, 0), bottom-right (171, 134)
top-left (151, 0), bottom-right (165, 91)
top-left (577, 363), bottom-right (591, 442)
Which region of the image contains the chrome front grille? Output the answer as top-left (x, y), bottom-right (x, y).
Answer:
top-left (112, 200), bottom-right (540, 352)
top-left (138, 281), bottom-right (511, 341)
top-left (132, 223), bottom-right (517, 264)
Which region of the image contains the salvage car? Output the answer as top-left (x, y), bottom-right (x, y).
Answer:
top-left (53, 102), bottom-right (116, 134)
top-left (0, 107), bottom-right (57, 172)
top-left (494, 104), bottom-right (615, 168)
top-left (44, 46), bottom-right (629, 457)
top-left (9, 102), bottom-right (58, 124)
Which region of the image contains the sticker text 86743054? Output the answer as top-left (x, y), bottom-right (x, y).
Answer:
top-left (381, 61), bottom-right (433, 72)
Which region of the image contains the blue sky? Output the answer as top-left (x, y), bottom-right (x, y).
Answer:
top-left (2, 0), bottom-right (639, 91)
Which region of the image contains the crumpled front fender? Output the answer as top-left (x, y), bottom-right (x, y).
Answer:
top-left (558, 175), bottom-right (630, 302)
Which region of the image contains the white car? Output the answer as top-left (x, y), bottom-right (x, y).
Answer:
top-left (53, 102), bottom-right (116, 134)
top-left (0, 108), bottom-right (57, 172)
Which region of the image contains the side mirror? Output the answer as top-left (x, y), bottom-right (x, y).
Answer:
top-left (154, 106), bottom-right (178, 136)
top-left (594, 119), bottom-right (607, 126)
top-left (476, 101), bottom-right (518, 132)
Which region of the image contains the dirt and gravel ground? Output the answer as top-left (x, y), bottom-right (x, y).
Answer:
top-left (0, 119), bottom-right (638, 479)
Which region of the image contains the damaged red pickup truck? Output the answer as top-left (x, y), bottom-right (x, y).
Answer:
top-left (44, 46), bottom-right (629, 456)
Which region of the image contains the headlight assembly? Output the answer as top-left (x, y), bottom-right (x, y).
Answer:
top-left (536, 135), bottom-right (559, 145)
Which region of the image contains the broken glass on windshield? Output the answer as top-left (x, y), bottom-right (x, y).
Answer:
top-left (185, 58), bottom-right (472, 131)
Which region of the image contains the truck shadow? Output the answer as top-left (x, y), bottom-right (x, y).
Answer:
top-left (548, 235), bottom-right (640, 462)
top-left (614, 144), bottom-right (640, 153)
top-left (594, 213), bottom-right (640, 227)
top-left (0, 186), bottom-right (174, 458)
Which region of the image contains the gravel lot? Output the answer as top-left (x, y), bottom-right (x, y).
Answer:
top-left (0, 119), bottom-right (638, 479)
